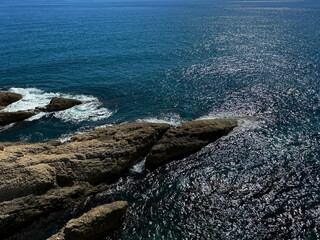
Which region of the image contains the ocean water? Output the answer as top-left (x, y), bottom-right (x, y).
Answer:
top-left (1, 0), bottom-right (320, 239)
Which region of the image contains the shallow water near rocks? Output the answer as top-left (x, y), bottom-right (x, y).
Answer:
top-left (1, 0), bottom-right (320, 239)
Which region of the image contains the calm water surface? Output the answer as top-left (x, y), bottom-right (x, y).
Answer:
top-left (1, 0), bottom-right (320, 239)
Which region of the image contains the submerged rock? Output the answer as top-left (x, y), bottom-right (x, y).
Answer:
top-left (0, 111), bottom-right (35, 126)
top-left (44, 97), bottom-right (83, 112)
top-left (0, 92), bottom-right (22, 109)
top-left (48, 201), bottom-right (128, 240)
top-left (146, 119), bottom-right (236, 168)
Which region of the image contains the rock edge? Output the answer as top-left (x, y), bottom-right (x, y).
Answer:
top-left (0, 119), bottom-right (236, 239)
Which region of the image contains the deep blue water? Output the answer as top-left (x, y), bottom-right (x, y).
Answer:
top-left (1, 0), bottom-right (320, 239)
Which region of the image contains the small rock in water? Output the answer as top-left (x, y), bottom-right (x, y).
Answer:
top-left (45, 97), bottom-right (83, 112)
top-left (0, 92), bottom-right (23, 109)
top-left (0, 111), bottom-right (35, 126)
top-left (47, 201), bottom-right (128, 240)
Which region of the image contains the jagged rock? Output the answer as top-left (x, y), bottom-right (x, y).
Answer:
top-left (48, 201), bottom-right (128, 240)
top-left (0, 123), bottom-right (169, 238)
top-left (0, 123), bottom-right (169, 200)
top-left (44, 97), bottom-right (83, 112)
top-left (0, 163), bottom-right (56, 202)
top-left (0, 92), bottom-right (22, 109)
top-left (0, 120), bottom-right (236, 238)
top-left (0, 111), bottom-right (35, 126)
top-left (0, 184), bottom-right (90, 239)
top-left (146, 119), bottom-right (237, 168)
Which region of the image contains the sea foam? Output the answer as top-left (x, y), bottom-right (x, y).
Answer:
top-left (136, 113), bottom-right (183, 126)
top-left (3, 88), bottom-right (113, 123)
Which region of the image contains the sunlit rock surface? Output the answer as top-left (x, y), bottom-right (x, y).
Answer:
top-left (146, 119), bottom-right (236, 168)
top-left (0, 120), bottom-right (235, 239)
top-left (47, 201), bottom-right (128, 240)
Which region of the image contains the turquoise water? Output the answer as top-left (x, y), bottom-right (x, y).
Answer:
top-left (1, 0), bottom-right (320, 239)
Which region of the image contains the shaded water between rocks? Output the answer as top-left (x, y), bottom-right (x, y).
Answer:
top-left (1, 0), bottom-right (320, 239)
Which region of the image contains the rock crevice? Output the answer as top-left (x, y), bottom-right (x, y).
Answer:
top-left (0, 119), bottom-right (236, 239)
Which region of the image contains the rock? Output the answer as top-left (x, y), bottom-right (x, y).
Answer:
top-left (0, 111), bottom-right (35, 126)
top-left (0, 120), bottom-right (237, 238)
top-left (0, 92), bottom-right (22, 109)
top-left (0, 123), bottom-right (169, 237)
top-left (48, 201), bottom-right (128, 240)
top-left (0, 123), bottom-right (169, 201)
top-left (44, 98), bottom-right (83, 112)
top-left (0, 184), bottom-right (90, 239)
top-left (146, 119), bottom-right (237, 168)
top-left (0, 163), bottom-right (56, 202)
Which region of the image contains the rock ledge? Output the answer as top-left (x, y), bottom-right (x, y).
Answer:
top-left (0, 119), bottom-right (236, 239)
top-left (48, 201), bottom-right (128, 240)
top-left (146, 119), bottom-right (236, 168)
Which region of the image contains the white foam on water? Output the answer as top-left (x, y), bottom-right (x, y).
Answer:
top-left (58, 130), bottom-right (85, 143)
top-left (3, 88), bottom-right (113, 123)
top-left (53, 101), bottom-right (113, 123)
top-left (129, 158), bottom-right (146, 174)
top-left (58, 135), bottom-right (73, 143)
top-left (197, 111), bottom-right (268, 134)
top-left (0, 123), bottom-right (16, 132)
top-left (197, 110), bottom-right (257, 121)
top-left (137, 113), bottom-right (183, 126)
top-left (26, 112), bottom-right (48, 122)
top-left (95, 124), bottom-right (113, 129)
top-left (57, 124), bottom-right (115, 143)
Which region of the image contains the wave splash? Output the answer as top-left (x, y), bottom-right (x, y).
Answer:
top-left (136, 113), bottom-right (183, 126)
top-left (3, 88), bottom-right (113, 123)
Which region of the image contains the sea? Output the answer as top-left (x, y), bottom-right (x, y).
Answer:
top-left (1, 0), bottom-right (320, 239)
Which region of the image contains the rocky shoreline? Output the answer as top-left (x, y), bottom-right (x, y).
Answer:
top-left (0, 92), bottom-right (236, 239)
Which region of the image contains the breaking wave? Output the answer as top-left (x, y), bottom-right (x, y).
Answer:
top-left (3, 88), bottom-right (113, 123)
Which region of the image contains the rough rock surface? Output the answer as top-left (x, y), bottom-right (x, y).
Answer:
top-left (0, 122), bottom-right (169, 238)
top-left (146, 119), bottom-right (236, 168)
top-left (44, 97), bottom-right (83, 112)
top-left (0, 120), bottom-right (236, 239)
top-left (0, 92), bottom-right (22, 109)
top-left (47, 201), bottom-right (128, 240)
top-left (0, 111), bottom-right (35, 126)
top-left (0, 184), bottom-right (89, 237)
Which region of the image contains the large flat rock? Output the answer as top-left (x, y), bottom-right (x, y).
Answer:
top-left (0, 123), bottom-right (169, 238)
top-left (0, 120), bottom-right (236, 238)
top-left (0, 123), bottom-right (170, 201)
top-left (146, 119), bottom-right (236, 168)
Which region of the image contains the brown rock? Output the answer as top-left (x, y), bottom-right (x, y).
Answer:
top-left (0, 184), bottom-right (89, 239)
top-left (0, 123), bottom-right (169, 237)
top-left (0, 163), bottom-right (56, 202)
top-left (146, 119), bottom-right (236, 168)
top-left (44, 98), bottom-right (83, 112)
top-left (0, 111), bottom-right (35, 126)
top-left (0, 120), bottom-right (237, 238)
top-left (48, 201), bottom-right (128, 240)
top-left (0, 92), bottom-right (22, 109)
top-left (0, 123), bottom-right (169, 201)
